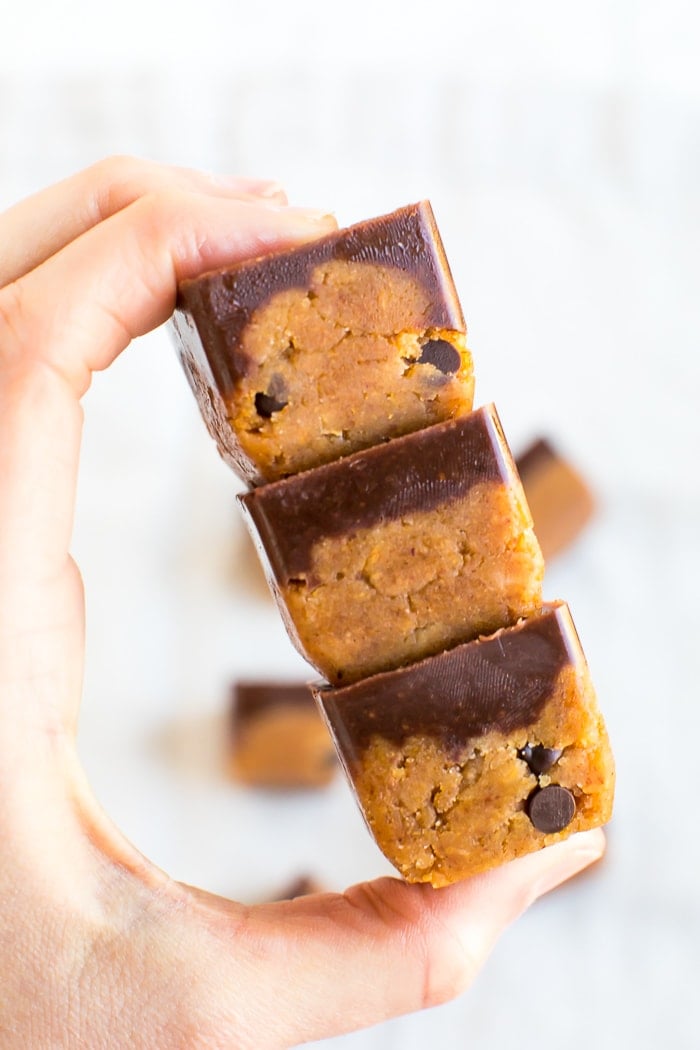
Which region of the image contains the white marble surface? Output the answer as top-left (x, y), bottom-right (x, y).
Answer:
top-left (1, 5), bottom-right (699, 1045)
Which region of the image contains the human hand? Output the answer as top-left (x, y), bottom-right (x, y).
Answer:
top-left (0, 157), bottom-right (605, 1049)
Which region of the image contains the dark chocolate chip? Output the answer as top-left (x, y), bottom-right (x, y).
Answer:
top-left (527, 785), bottom-right (576, 834)
top-left (519, 744), bottom-right (563, 775)
top-left (418, 339), bottom-right (461, 374)
top-left (255, 391), bottom-right (288, 417)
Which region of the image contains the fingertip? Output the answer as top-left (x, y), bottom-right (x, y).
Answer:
top-left (470, 830), bottom-right (607, 922)
top-left (193, 172), bottom-right (288, 202)
top-left (246, 180), bottom-right (288, 201)
top-left (270, 205), bottom-right (337, 230)
top-left (192, 200), bottom-right (338, 272)
top-left (529, 828), bottom-right (606, 900)
top-left (408, 830), bottom-right (607, 965)
top-left (214, 200), bottom-right (337, 243)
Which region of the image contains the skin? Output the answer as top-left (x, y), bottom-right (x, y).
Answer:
top-left (0, 157), bottom-right (605, 1049)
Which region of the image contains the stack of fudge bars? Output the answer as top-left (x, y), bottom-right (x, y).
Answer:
top-left (171, 202), bottom-right (614, 888)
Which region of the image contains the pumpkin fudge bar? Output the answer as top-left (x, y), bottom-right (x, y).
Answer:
top-left (516, 437), bottom-right (596, 561)
top-left (171, 202), bottom-right (473, 484)
top-left (314, 602), bottom-right (614, 886)
top-left (239, 404), bottom-right (544, 685)
top-left (229, 681), bottom-right (336, 789)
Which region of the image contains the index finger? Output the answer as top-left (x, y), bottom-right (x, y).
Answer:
top-left (0, 155), bottom-right (287, 288)
top-left (0, 190), bottom-right (336, 583)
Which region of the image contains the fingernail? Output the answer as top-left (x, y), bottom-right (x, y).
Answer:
top-left (285, 207), bottom-right (337, 228)
top-left (255, 182), bottom-right (287, 199)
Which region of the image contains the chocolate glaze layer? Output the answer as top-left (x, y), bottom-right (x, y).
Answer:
top-left (233, 681), bottom-right (315, 725)
top-left (175, 201), bottom-right (465, 395)
top-left (515, 436), bottom-right (596, 562)
top-left (515, 438), bottom-right (557, 481)
top-left (314, 604), bottom-right (582, 756)
top-left (239, 405), bottom-right (513, 582)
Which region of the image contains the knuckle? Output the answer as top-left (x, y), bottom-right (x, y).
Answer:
top-left (91, 153), bottom-right (148, 187)
top-left (132, 188), bottom-right (213, 267)
top-left (344, 880), bottom-right (479, 1011)
top-left (89, 154), bottom-right (156, 220)
top-left (133, 187), bottom-right (187, 229)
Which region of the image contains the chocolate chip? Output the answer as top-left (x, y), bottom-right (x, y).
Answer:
top-left (255, 391), bottom-right (288, 417)
top-left (518, 744), bottom-right (563, 775)
top-left (418, 339), bottom-right (461, 374)
top-left (527, 785), bottom-right (576, 834)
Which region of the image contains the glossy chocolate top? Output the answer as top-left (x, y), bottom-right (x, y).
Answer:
top-left (240, 405), bottom-right (512, 581)
top-left (233, 681), bottom-right (315, 725)
top-left (315, 604), bottom-right (582, 756)
top-left (176, 201), bottom-right (465, 394)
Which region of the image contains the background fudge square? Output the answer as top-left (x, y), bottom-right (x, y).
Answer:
top-left (229, 680), bottom-right (337, 789)
top-left (516, 437), bottom-right (596, 562)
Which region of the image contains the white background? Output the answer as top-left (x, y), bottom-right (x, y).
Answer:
top-left (1, 2), bottom-right (699, 1047)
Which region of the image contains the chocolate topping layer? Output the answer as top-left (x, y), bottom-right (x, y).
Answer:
top-left (176, 201), bottom-right (465, 395)
top-left (233, 682), bottom-right (315, 724)
top-left (515, 437), bottom-right (556, 481)
top-left (240, 405), bottom-right (511, 581)
top-left (314, 604), bottom-right (581, 755)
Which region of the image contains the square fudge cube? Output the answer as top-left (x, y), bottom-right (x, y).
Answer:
top-left (172, 202), bottom-right (473, 483)
top-left (314, 603), bottom-right (614, 886)
top-left (240, 405), bottom-right (544, 684)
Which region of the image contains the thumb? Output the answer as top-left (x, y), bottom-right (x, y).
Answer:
top-left (208, 829), bottom-right (605, 1046)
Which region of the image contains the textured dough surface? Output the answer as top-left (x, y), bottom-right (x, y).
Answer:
top-left (230, 261), bottom-right (473, 480)
top-left (349, 665), bottom-right (614, 886)
top-left (279, 479), bottom-right (543, 684)
top-left (230, 707), bottom-right (336, 789)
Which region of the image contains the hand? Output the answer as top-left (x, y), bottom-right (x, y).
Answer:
top-left (0, 157), bottom-right (604, 1049)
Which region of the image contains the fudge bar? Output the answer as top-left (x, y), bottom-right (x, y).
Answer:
top-left (240, 404), bottom-right (544, 685)
top-left (314, 602), bottom-right (614, 887)
top-left (172, 202), bottom-right (473, 484)
top-left (516, 437), bottom-right (596, 561)
top-left (229, 681), bottom-right (337, 789)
